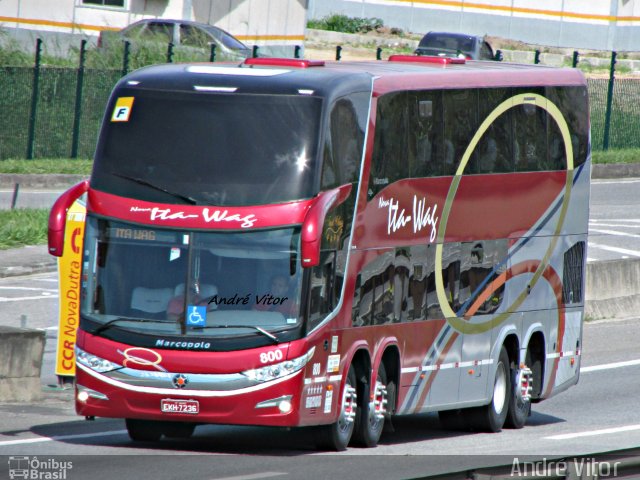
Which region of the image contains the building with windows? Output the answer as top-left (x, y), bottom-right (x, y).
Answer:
top-left (0, 0), bottom-right (306, 55)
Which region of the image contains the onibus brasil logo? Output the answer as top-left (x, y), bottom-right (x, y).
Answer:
top-left (8, 457), bottom-right (72, 479)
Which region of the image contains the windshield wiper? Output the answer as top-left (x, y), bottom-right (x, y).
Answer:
top-left (92, 317), bottom-right (178, 336)
top-left (194, 324), bottom-right (280, 344)
top-left (110, 172), bottom-right (198, 205)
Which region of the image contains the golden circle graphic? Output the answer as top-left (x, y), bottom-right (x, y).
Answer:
top-left (434, 93), bottom-right (575, 334)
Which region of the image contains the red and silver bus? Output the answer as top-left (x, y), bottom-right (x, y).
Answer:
top-left (49, 55), bottom-right (590, 450)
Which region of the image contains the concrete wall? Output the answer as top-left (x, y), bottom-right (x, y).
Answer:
top-left (0, 327), bottom-right (45, 402)
top-left (307, 0), bottom-right (640, 52)
top-left (586, 258), bottom-right (640, 320)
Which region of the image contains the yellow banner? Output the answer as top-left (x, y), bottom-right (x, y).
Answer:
top-left (55, 198), bottom-right (86, 377)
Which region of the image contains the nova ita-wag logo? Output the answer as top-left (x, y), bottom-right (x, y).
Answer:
top-left (8, 456), bottom-right (72, 479)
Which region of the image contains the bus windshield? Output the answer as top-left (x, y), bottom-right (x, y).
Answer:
top-left (91, 90), bottom-right (322, 206)
top-left (81, 216), bottom-right (304, 341)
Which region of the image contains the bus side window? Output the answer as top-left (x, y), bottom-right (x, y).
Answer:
top-left (324, 94), bottom-right (367, 190)
top-left (411, 93), bottom-right (445, 178)
top-left (546, 86), bottom-right (589, 169)
top-left (307, 205), bottom-right (349, 331)
top-left (474, 88), bottom-right (513, 174)
top-left (514, 102), bottom-right (547, 172)
top-left (443, 89), bottom-right (478, 176)
top-left (308, 250), bottom-right (336, 331)
top-left (370, 92), bottom-right (409, 196)
top-left (547, 118), bottom-right (566, 170)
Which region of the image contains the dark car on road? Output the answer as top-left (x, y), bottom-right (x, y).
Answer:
top-left (415, 31), bottom-right (496, 60)
top-left (98, 19), bottom-right (251, 60)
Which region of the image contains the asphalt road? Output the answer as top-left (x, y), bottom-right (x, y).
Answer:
top-left (589, 177), bottom-right (640, 262)
top-left (1, 271), bottom-right (640, 479)
top-left (0, 187), bottom-right (61, 210)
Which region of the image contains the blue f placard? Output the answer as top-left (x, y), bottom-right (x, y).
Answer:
top-left (186, 305), bottom-right (207, 327)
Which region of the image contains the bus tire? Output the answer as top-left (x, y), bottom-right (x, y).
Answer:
top-left (353, 363), bottom-right (388, 447)
top-left (126, 418), bottom-right (163, 441)
top-left (163, 421), bottom-right (196, 438)
top-left (505, 367), bottom-right (531, 429)
top-left (469, 346), bottom-right (510, 432)
top-left (315, 366), bottom-right (358, 451)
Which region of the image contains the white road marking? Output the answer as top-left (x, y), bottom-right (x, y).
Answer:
top-left (0, 295), bottom-right (59, 302)
top-left (589, 222), bottom-right (640, 229)
top-left (212, 473), bottom-right (287, 480)
top-left (589, 228), bottom-right (640, 239)
top-left (0, 429), bottom-right (128, 446)
top-left (587, 242), bottom-right (640, 258)
top-left (590, 218), bottom-right (640, 223)
top-left (581, 358), bottom-right (640, 373)
top-left (0, 287), bottom-right (58, 292)
top-left (546, 424), bottom-right (640, 440)
top-left (0, 190), bottom-right (63, 194)
top-left (592, 179), bottom-right (640, 185)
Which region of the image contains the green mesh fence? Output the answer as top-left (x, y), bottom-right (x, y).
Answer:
top-left (607, 78), bottom-right (640, 150)
top-left (0, 66), bottom-right (121, 160)
top-left (587, 78), bottom-right (608, 151)
top-left (77, 69), bottom-right (122, 158)
top-left (0, 67), bottom-right (33, 159)
top-left (32, 67), bottom-right (78, 158)
top-left (0, 64), bottom-right (639, 160)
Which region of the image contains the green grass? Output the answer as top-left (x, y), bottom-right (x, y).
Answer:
top-left (0, 208), bottom-right (49, 250)
top-left (307, 14), bottom-right (386, 35)
top-left (592, 149), bottom-right (640, 164)
top-left (0, 158), bottom-right (93, 174)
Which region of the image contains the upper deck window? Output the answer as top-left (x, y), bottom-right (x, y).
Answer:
top-left (92, 89), bottom-right (322, 206)
top-left (368, 86), bottom-right (588, 196)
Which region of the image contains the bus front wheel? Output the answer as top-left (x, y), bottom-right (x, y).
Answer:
top-left (315, 366), bottom-right (358, 451)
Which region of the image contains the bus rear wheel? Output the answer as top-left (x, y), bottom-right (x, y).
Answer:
top-left (468, 346), bottom-right (510, 432)
top-left (126, 418), bottom-right (163, 441)
top-left (353, 363), bottom-right (388, 447)
top-left (505, 363), bottom-right (533, 429)
top-left (315, 366), bottom-right (358, 451)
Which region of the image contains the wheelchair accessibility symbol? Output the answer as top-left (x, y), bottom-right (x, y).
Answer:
top-left (187, 305), bottom-right (207, 326)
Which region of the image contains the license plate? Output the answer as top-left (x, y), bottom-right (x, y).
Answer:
top-left (161, 399), bottom-right (199, 414)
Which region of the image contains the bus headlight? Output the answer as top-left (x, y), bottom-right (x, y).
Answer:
top-left (76, 346), bottom-right (121, 373)
top-left (242, 347), bottom-right (315, 383)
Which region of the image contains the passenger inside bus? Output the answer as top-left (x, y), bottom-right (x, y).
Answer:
top-left (253, 274), bottom-right (297, 316)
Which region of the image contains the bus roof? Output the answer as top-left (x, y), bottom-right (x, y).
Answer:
top-left (118, 57), bottom-right (587, 99)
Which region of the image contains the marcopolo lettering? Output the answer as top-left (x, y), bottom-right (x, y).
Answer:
top-left (155, 339), bottom-right (212, 350)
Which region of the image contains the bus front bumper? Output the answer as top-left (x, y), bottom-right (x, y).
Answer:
top-left (74, 364), bottom-right (306, 427)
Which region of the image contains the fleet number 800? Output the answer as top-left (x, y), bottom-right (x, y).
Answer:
top-left (260, 350), bottom-right (283, 364)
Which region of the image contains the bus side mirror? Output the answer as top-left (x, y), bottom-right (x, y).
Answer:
top-left (300, 184), bottom-right (352, 268)
top-left (48, 180), bottom-right (89, 257)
